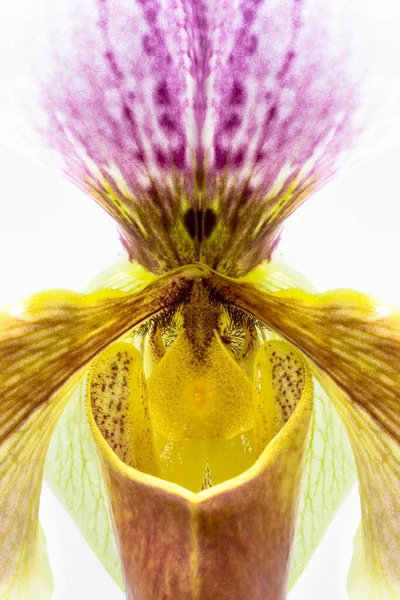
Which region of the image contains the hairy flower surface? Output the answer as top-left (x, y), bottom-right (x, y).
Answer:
top-left (0, 1), bottom-right (400, 599)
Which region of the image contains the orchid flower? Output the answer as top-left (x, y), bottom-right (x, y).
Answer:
top-left (1, 1), bottom-right (400, 599)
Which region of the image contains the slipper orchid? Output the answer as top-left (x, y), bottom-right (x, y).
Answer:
top-left (0, 1), bottom-right (400, 599)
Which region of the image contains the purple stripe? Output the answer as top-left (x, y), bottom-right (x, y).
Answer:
top-left (31, 0), bottom-right (369, 271)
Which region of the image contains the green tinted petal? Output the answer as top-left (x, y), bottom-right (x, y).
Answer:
top-left (242, 262), bottom-right (357, 588)
top-left (0, 263), bottom-right (192, 597)
top-left (45, 376), bottom-right (123, 587)
top-left (86, 259), bottom-right (157, 294)
top-left (289, 375), bottom-right (356, 587)
top-left (45, 261), bottom-right (157, 588)
top-left (45, 260), bottom-right (357, 589)
top-left (319, 368), bottom-right (400, 600)
top-left (44, 261), bottom-right (201, 589)
top-left (227, 270), bottom-right (400, 596)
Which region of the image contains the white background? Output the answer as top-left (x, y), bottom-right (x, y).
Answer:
top-left (1, 0), bottom-right (400, 595)
top-left (1, 141), bottom-right (400, 599)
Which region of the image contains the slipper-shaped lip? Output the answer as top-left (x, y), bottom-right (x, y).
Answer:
top-left (86, 338), bottom-right (313, 600)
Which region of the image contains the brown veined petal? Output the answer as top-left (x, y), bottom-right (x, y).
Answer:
top-left (318, 368), bottom-right (400, 600)
top-left (0, 264), bottom-right (203, 597)
top-left (218, 276), bottom-right (400, 597)
top-left (87, 337), bottom-right (313, 600)
top-left (89, 342), bottom-right (159, 476)
top-left (44, 260), bottom-right (158, 588)
top-left (242, 261), bottom-right (357, 588)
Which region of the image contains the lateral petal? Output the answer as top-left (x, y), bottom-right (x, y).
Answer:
top-left (45, 261), bottom-right (158, 589)
top-left (0, 379), bottom-right (70, 600)
top-left (320, 370), bottom-right (400, 600)
top-left (223, 276), bottom-right (400, 596)
top-left (45, 375), bottom-right (123, 588)
top-left (0, 265), bottom-right (200, 596)
top-left (235, 262), bottom-right (357, 587)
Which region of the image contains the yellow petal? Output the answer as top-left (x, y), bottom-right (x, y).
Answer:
top-left (154, 433), bottom-right (208, 492)
top-left (87, 336), bottom-right (313, 598)
top-left (145, 326), bottom-right (255, 491)
top-left (223, 277), bottom-right (400, 597)
top-left (0, 377), bottom-right (72, 600)
top-left (206, 432), bottom-right (254, 486)
top-left (253, 341), bottom-right (307, 457)
top-left (147, 330), bottom-right (254, 440)
top-left (241, 261), bottom-right (357, 588)
top-left (44, 260), bottom-right (159, 588)
top-left (88, 342), bottom-right (159, 475)
top-left (320, 369), bottom-right (400, 600)
top-left (0, 264), bottom-right (202, 597)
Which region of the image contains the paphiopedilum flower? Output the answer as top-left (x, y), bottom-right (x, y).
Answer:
top-left (1, 0), bottom-right (400, 598)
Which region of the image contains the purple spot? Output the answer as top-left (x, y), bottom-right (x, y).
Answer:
top-left (278, 50), bottom-right (296, 79)
top-left (242, 8), bottom-right (256, 25)
top-left (155, 148), bottom-right (167, 166)
top-left (123, 104), bottom-right (135, 124)
top-left (104, 50), bottom-right (123, 80)
top-left (135, 151), bottom-right (145, 163)
top-left (142, 34), bottom-right (155, 55)
top-left (245, 34), bottom-right (258, 55)
top-left (155, 81), bottom-right (170, 106)
top-left (268, 230), bottom-right (282, 257)
top-left (158, 113), bottom-right (177, 131)
top-left (233, 149), bottom-right (245, 166)
top-left (214, 144), bottom-right (228, 169)
top-left (244, 186), bottom-right (254, 201)
top-left (172, 145), bottom-right (186, 169)
top-left (266, 105), bottom-right (277, 125)
top-left (223, 113), bottom-right (241, 131)
top-left (255, 151), bottom-right (265, 163)
top-left (144, 8), bottom-right (157, 24)
top-left (230, 82), bottom-right (245, 106)
top-left (195, 12), bottom-right (206, 29)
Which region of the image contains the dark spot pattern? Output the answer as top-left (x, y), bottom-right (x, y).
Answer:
top-left (90, 349), bottom-right (135, 467)
top-left (271, 351), bottom-right (305, 425)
